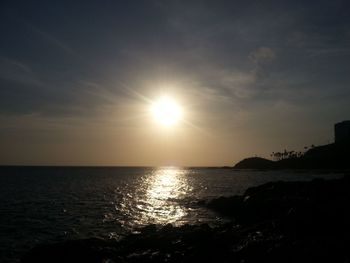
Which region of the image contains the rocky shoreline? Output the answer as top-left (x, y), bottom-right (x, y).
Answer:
top-left (22, 176), bottom-right (350, 263)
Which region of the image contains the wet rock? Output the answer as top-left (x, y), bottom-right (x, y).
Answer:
top-left (139, 224), bottom-right (158, 234)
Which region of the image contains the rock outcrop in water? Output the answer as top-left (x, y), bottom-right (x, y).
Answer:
top-left (233, 157), bottom-right (275, 169)
top-left (22, 176), bottom-right (350, 263)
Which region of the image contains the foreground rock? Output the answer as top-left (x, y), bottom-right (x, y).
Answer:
top-left (22, 176), bottom-right (350, 263)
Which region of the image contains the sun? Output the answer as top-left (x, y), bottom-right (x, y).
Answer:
top-left (151, 96), bottom-right (182, 126)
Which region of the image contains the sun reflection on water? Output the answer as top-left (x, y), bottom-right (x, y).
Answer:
top-left (147, 168), bottom-right (187, 200)
top-left (143, 168), bottom-right (189, 223)
top-left (117, 167), bottom-right (192, 227)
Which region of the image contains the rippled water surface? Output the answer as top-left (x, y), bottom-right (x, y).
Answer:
top-left (0, 166), bottom-right (343, 262)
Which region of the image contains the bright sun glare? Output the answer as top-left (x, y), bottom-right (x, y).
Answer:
top-left (151, 96), bottom-right (182, 126)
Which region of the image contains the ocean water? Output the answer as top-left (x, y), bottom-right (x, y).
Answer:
top-left (0, 166), bottom-right (343, 262)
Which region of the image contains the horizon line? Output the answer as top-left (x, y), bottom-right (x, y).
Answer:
top-left (0, 164), bottom-right (233, 169)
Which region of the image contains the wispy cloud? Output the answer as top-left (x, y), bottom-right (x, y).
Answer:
top-left (0, 57), bottom-right (43, 87)
top-left (249, 47), bottom-right (275, 65)
top-left (26, 23), bottom-right (75, 54)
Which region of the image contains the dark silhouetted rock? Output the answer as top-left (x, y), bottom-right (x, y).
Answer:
top-left (234, 157), bottom-right (276, 169)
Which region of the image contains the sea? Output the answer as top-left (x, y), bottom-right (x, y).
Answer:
top-left (0, 166), bottom-right (344, 262)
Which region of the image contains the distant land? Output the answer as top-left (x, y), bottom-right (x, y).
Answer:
top-left (234, 121), bottom-right (350, 170)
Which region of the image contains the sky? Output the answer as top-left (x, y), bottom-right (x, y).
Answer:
top-left (0, 0), bottom-right (350, 166)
